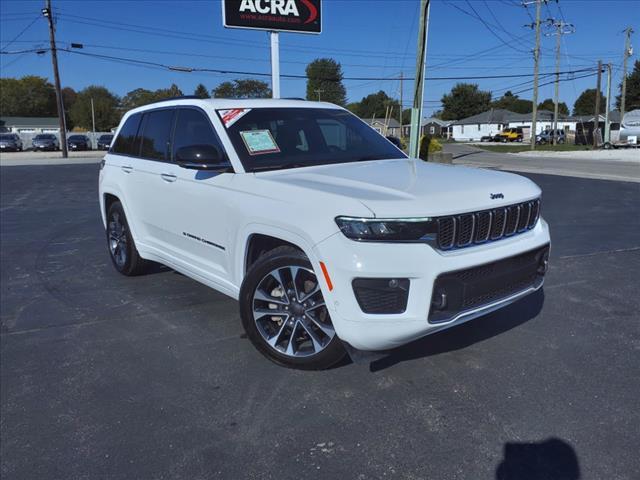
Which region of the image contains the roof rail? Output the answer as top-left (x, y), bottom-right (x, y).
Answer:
top-left (146, 95), bottom-right (203, 105)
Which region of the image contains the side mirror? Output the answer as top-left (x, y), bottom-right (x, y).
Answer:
top-left (176, 144), bottom-right (232, 172)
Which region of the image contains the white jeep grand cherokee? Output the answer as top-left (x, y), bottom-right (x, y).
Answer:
top-left (99, 98), bottom-right (550, 369)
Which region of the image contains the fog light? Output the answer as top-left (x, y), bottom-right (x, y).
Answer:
top-left (537, 250), bottom-right (549, 275)
top-left (431, 289), bottom-right (447, 310)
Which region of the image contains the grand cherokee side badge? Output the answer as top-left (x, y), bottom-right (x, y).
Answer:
top-left (490, 193), bottom-right (504, 199)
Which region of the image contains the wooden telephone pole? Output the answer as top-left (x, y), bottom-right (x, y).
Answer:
top-left (43, 0), bottom-right (68, 158)
top-left (409, 0), bottom-right (431, 158)
top-left (523, 0), bottom-right (544, 150)
top-left (620, 27), bottom-right (634, 120)
top-left (594, 60), bottom-right (602, 148)
top-left (546, 19), bottom-right (574, 145)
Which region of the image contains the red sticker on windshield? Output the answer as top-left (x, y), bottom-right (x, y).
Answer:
top-left (218, 108), bottom-right (250, 128)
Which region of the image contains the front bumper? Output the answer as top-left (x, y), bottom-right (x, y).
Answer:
top-left (313, 218), bottom-right (550, 350)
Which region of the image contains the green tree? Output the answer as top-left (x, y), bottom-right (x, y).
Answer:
top-left (194, 83), bottom-right (210, 99)
top-left (491, 91), bottom-right (533, 114)
top-left (305, 58), bottom-right (347, 106)
top-left (0, 76), bottom-right (57, 117)
top-left (348, 91), bottom-right (400, 119)
top-left (212, 79), bottom-right (271, 98)
top-left (154, 83), bottom-right (183, 100)
top-left (537, 98), bottom-right (569, 115)
top-left (440, 83), bottom-right (491, 120)
top-left (573, 88), bottom-right (606, 115)
top-left (61, 87), bottom-right (77, 129)
top-left (402, 108), bottom-right (412, 124)
top-left (121, 88), bottom-right (157, 110)
top-left (121, 84), bottom-right (184, 110)
top-left (616, 60), bottom-right (640, 111)
top-left (68, 86), bottom-right (120, 131)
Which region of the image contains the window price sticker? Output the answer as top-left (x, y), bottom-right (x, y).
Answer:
top-left (239, 129), bottom-right (280, 155)
top-left (218, 108), bottom-right (250, 128)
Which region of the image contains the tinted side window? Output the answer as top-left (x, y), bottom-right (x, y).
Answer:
top-left (172, 108), bottom-right (226, 160)
top-left (111, 113), bottom-right (141, 155)
top-left (139, 109), bottom-right (175, 161)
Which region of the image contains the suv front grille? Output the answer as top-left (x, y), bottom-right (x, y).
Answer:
top-left (436, 199), bottom-right (540, 250)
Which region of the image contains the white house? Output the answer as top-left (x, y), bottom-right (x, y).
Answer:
top-left (450, 109), bottom-right (513, 141)
top-left (362, 118), bottom-right (401, 137)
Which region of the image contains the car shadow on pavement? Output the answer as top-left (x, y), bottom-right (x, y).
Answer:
top-left (367, 289), bottom-right (545, 372)
top-left (495, 437), bottom-right (580, 479)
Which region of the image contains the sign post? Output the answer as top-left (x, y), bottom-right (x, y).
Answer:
top-left (222, 0), bottom-right (322, 99)
top-left (270, 31), bottom-right (280, 98)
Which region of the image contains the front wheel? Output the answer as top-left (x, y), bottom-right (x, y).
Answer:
top-left (239, 246), bottom-right (345, 370)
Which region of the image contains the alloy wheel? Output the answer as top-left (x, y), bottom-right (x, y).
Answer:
top-left (108, 211), bottom-right (128, 268)
top-left (252, 266), bottom-right (335, 357)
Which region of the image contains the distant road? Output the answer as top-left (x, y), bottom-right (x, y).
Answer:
top-left (445, 143), bottom-right (640, 183)
top-left (0, 150), bottom-right (103, 167)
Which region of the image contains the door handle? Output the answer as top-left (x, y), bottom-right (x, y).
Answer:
top-left (160, 173), bottom-right (177, 183)
top-left (121, 165), bottom-right (133, 174)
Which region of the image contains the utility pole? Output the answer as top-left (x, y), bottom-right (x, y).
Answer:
top-left (314, 89), bottom-right (324, 101)
top-left (409, 0), bottom-right (431, 159)
top-left (604, 63), bottom-right (612, 144)
top-left (270, 31), bottom-right (280, 99)
top-left (43, 0), bottom-right (68, 158)
top-left (90, 97), bottom-right (96, 133)
top-left (523, 0), bottom-right (544, 150)
top-left (594, 60), bottom-right (602, 148)
top-left (399, 71), bottom-right (403, 139)
top-left (546, 19), bottom-right (575, 145)
top-left (620, 27), bottom-right (634, 120)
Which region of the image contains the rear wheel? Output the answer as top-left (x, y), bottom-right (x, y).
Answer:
top-left (106, 201), bottom-right (148, 276)
top-left (239, 246), bottom-right (345, 370)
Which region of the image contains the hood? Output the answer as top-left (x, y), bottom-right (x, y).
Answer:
top-left (257, 158), bottom-right (540, 218)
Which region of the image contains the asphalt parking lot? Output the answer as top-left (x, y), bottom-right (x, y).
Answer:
top-left (1, 163), bottom-right (639, 479)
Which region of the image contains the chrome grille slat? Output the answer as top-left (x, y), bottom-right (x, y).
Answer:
top-left (435, 199), bottom-right (540, 251)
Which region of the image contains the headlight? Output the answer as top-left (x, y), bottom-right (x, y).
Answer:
top-left (335, 216), bottom-right (437, 242)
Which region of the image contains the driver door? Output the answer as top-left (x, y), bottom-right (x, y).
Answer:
top-left (163, 107), bottom-right (235, 285)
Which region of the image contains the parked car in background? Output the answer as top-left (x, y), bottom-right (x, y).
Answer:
top-left (0, 133), bottom-right (23, 152)
top-left (605, 109), bottom-right (640, 149)
top-left (495, 128), bottom-right (523, 143)
top-left (68, 135), bottom-right (92, 151)
top-left (32, 134), bottom-right (59, 151)
top-left (536, 129), bottom-right (565, 145)
top-left (97, 134), bottom-right (114, 150)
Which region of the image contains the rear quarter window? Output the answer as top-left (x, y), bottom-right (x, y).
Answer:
top-left (139, 109), bottom-right (175, 161)
top-left (111, 113), bottom-right (142, 156)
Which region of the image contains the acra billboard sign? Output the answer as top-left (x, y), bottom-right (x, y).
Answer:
top-left (222, 0), bottom-right (322, 34)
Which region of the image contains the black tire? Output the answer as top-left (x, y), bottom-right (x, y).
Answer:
top-left (106, 201), bottom-right (148, 276)
top-left (239, 246), bottom-right (346, 370)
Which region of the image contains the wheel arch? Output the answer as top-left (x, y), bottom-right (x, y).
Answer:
top-left (236, 226), bottom-right (321, 287)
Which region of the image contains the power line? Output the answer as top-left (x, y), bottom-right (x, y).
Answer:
top-left (1, 16), bottom-right (41, 49)
top-left (443, 0), bottom-right (530, 53)
top-left (54, 47), bottom-right (597, 81)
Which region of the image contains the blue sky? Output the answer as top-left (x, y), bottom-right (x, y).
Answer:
top-left (1, 0), bottom-right (638, 115)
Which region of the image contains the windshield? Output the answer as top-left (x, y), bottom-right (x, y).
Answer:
top-left (35, 134), bottom-right (54, 140)
top-left (0, 134), bottom-right (15, 140)
top-left (99, 135), bottom-right (113, 141)
top-left (68, 135), bottom-right (85, 141)
top-left (220, 107), bottom-right (406, 172)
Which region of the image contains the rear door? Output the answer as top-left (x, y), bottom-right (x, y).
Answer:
top-left (123, 108), bottom-right (179, 253)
